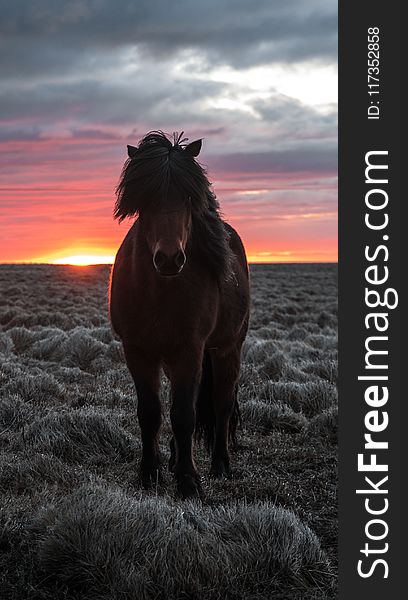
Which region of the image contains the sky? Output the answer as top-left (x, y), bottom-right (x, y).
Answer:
top-left (0, 0), bottom-right (337, 264)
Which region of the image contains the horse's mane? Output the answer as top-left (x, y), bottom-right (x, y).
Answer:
top-left (115, 131), bottom-right (233, 283)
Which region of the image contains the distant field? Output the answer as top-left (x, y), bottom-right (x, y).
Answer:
top-left (0, 263), bottom-right (337, 599)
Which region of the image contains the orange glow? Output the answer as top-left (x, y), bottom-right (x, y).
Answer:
top-left (18, 245), bottom-right (336, 266)
top-left (52, 254), bottom-right (114, 266)
top-left (246, 251), bottom-right (336, 263)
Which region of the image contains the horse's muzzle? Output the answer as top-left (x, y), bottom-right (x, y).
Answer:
top-left (153, 249), bottom-right (186, 276)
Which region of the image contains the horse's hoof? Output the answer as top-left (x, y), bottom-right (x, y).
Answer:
top-left (210, 459), bottom-right (230, 479)
top-left (140, 465), bottom-right (162, 489)
top-left (176, 473), bottom-right (204, 500)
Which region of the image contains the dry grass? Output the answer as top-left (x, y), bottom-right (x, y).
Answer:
top-left (27, 484), bottom-right (330, 600)
top-left (0, 263), bottom-right (337, 599)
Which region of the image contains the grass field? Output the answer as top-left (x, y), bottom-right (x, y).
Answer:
top-left (0, 263), bottom-right (337, 599)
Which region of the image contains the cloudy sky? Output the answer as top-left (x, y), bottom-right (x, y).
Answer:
top-left (0, 0), bottom-right (337, 264)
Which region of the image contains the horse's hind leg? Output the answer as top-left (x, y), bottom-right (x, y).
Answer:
top-left (123, 347), bottom-right (162, 488)
top-left (210, 348), bottom-right (241, 478)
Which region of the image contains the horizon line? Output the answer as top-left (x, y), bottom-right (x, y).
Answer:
top-left (0, 260), bottom-right (338, 267)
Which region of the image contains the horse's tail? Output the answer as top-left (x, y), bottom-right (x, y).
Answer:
top-left (195, 351), bottom-right (241, 452)
top-left (229, 383), bottom-right (241, 448)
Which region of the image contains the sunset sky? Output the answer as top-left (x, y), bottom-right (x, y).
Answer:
top-left (0, 1), bottom-right (337, 264)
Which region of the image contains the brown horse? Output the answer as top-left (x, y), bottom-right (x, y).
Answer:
top-left (109, 131), bottom-right (250, 498)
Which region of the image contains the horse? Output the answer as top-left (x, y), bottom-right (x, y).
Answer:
top-left (109, 131), bottom-right (250, 499)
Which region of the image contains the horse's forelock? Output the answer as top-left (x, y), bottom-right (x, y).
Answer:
top-left (116, 131), bottom-right (212, 219)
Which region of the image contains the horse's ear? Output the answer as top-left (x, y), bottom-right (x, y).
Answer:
top-left (127, 144), bottom-right (138, 158)
top-left (184, 139), bottom-right (202, 157)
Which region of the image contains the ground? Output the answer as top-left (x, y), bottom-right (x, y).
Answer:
top-left (0, 263), bottom-right (337, 600)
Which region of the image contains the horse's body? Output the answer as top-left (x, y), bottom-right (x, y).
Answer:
top-left (109, 132), bottom-right (250, 498)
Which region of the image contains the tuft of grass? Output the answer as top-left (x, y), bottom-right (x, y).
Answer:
top-left (259, 351), bottom-right (285, 380)
top-left (282, 365), bottom-right (316, 383)
top-left (30, 330), bottom-right (68, 361)
top-left (239, 363), bottom-right (264, 388)
top-left (30, 484), bottom-right (330, 599)
top-left (0, 332), bottom-right (13, 355)
top-left (317, 311), bottom-right (336, 329)
top-left (303, 407), bottom-right (338, 445)
top-left (0, 453), bottom-right (80, 494)
top-left (61, 327), bottom-right (106, 370)
top-left (51, 365), bottom-right (95, 385)
top-left (9, 327), bottom-right (37, 354)
top-left (305, 333), bottom-right (337, 351)
top-left (252, 325), bottom-right (285, 340)
top-left (20, 410), bottom-right (138, 463)
top-left (242, 339), bottom-right (280, 365)
top-left (258, 381), bottom-right (337, 418)
top-left (303, 360), bottom-right (338, 384)
top-left (90, 326), bottom-right (114, 344)
top-left (287, 326), bottom-right (308, 341)
top-left (2, 372), bottom-right (66, 405)
top-left (0, 396), bottom-right (35, 430)
top-left (107, 339), bottom-right (125, 363)
top-left (241, 400), bottom-right (308, 433)
top-left (300, 382), bottom-right (337, 418)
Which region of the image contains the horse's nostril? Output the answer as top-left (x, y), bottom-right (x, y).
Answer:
top-left (153, 250), bottom-right (167, 270)
top-left (153, 249), bottom-right (185, 274)
top-left (174, 250), bottom-right (186, 269)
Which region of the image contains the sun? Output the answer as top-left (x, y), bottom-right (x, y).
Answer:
top-left (52, 254), bottom-right (114, 266)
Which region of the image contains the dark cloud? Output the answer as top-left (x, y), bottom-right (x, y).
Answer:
top-left (70, 128), bottom-right (120, 140)
top-left (251, 96), bottom-right (337, 141)
top-left (0, 75), bottom-right (227, 126)
top-left (0, 0), bottom-right (337, 78)
top-left (0, 127), bottom-right (42, 142)
top-left (207, 142), bottom-right (337, 175)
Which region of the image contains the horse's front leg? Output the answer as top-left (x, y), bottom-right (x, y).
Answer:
top-left (168, 349), bottom-right (203, 499)
top-left (123, 345), bottom-right (162, 488)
